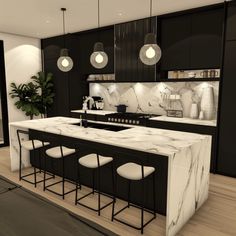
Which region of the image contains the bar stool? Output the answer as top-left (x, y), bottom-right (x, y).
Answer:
top-left (111, 162), bottom-right (156, 234)
top-left (75, 153), bottom-right (114, 216)
top-left (44, 145), bottom-right (77, 199)
top-left (17, 129), bottom-right (51, 187)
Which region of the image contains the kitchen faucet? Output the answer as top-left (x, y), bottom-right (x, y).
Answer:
top-left (82, 96), bottom-right (94, 110)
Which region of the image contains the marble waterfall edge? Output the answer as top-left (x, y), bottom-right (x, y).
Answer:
top-left (166, 135), bottom-right (211, 236)
top-left (89, 82), bottom-right (219, 119)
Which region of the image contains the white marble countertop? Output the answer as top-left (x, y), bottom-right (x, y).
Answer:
top-left (10, 117), bottom-right (209, 157)
top-left (150, 115), bottom-right (217, 127)
top-left (71, 109), bottom-right (116, 115)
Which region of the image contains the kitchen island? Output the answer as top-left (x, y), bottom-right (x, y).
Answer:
top-left (10, 117), bottom-right (211, 236)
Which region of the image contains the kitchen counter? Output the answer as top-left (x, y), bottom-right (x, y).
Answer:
top-left (71, 109), bottom-right (116, 115)
top-left (71, 110), bottom-right (217, 127)
top-left (10, 117), bottom-right (211, 236)
top-left (150, 115), bottom-right (217, 127)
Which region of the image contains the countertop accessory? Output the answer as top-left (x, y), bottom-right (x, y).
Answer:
top-left (115, 104), bottom-right (128, 113)
top-left (200, 70), bottom-right (209, 78)
top-left (200, 86), bottom-right (215, 120)
top-left (139, 0), bottom-right (161, 65)
top-left (57, 8), bottom-right (73, 72)
top-left (190, 103), bottom-right (199, 119)
top-left (209, 69), bottom-right (219, 78)
top-left (90, 0), bottom-right (108, 69)
top-left (199, 111), bottom-right (204, 120)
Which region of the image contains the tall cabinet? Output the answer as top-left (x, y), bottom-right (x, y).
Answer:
top-left (217, 1), bottom-right (236, 177)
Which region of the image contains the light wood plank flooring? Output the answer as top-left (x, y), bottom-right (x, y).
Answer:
top-left (0, 147), bottom-right (235, 236)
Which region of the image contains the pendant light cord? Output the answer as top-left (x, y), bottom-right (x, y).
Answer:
top-left (98, 0), bottom-right (100, 28)
top-left (61, 8), bottom-right (66, 48)
top-left (149, 0), bottom-right (152, 33)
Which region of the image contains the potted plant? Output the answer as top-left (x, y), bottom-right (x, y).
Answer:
top-left (9, 72), bottom-right (54, 119)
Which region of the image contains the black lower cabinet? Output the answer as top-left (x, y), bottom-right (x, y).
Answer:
top-left (29, 129), bottom-right (168, 215)
top-left (217, 40), bottom-right (236, 177)
top-left (149, 120), bottom-right (218, 173)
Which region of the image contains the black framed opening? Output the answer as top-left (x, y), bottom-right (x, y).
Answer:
top-left (0, 40), bottom-right (9, 147)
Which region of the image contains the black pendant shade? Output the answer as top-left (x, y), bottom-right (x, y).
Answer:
top-left (90, 42), bottom-right (108, 69)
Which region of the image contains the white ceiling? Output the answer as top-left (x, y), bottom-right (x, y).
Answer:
top-left (0, 0), bottom-right (225, 39)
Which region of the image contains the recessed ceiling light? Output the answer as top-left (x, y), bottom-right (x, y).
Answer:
top-left (117, 12), bottom-right (123, 16)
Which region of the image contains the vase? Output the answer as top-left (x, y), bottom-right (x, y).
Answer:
top-left (200, 86), bottom-right (215, 120)
top-left (190, 103), bottom-right (199, 119)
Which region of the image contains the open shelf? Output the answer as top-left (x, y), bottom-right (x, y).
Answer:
top-left (157, 78), bottom-right (220, 82)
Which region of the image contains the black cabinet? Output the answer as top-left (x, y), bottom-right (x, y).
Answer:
top-left (115, 17), bottom-right (157, 82)
top-left (226, 1), bottom-right (236, 41)
top-left (160, 7), bottom-right (223, 71)
top-left (217, 40), bottom-right (236, 177)
top-left (160, 15), bottom-right (191, 71)
top-left (190, 8), bottom-right (223, 69)
top-left (42, 35), bottom-right (71, 117)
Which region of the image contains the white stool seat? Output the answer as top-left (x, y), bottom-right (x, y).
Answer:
top-left (46, 146), bottom-right (76, 159)
top-left (21, 140), bottom-right (50, 151)
top-left (79, 154), bottom-right (113, 168)
top-left (117, 162), bottom-right (155, 181)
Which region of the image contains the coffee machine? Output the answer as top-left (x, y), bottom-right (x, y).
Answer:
top-left (91, 96), bottom-right (104, 110)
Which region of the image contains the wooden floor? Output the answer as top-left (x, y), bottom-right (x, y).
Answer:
top-left (0, 147), bottom-right (236, 236)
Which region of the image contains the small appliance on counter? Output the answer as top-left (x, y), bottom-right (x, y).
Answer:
top-left (91, 96), bottom-right (104, 110)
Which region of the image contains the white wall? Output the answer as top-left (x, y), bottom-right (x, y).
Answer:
top-left (0, 32), bottom-right (41, 123)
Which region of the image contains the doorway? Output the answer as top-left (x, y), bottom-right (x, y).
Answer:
top-left (0, 40), bottom-right (9, 147)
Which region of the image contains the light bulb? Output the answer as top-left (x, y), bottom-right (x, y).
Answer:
top-left (145, 46), bottom-right (156, 59)
top-left (61, 58), bottom-right (69, 67)
top-left (95, 53), bottom-right (104, 64)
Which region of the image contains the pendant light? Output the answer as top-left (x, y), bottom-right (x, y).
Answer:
top-left (90, 0), bottom-right (108, 69)
top-left (57, 8), bottom-right (73, 72)
top-left (139, 0), bottom-right (161, 65)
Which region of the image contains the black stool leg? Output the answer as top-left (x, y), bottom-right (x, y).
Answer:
top-left (128, 180), bottom-right (131, 208)
top-left (153, 173), bottom-right (156, 218)
top-left (19, 147), bottom-right (22, 181)
top-left (62, 156), bottom-right (65, 200)
top-left (43, 156), bottom-right (47, 191)
top-left (75, 162), bottom-right (80, 205)
top-left (98, 167), bottom-right (101, 216)
top-left (34, 167), bottom-right (37, 188)
top-left (141, 178), bottom-right (145, 234)
top-left (92, 169), bottom-right (95, 194)
top-left (111, 168), bottom-right (117, 222)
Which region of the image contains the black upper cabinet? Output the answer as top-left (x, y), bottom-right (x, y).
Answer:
top-left (160, 15), bottom-right (191, 71)
top-left (190, 8), bottom-right (223, 69)
top-left (226, 1), bottom-right (236, 41)
top-left (115, 17), bottom-right (157, 82)
top-left (160, 7), bottom-right (223, 71)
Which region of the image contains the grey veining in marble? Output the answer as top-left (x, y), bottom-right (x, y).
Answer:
top-left (10, 117), bottom-right (211, 236)
top-left (89, 82), bottom-right (219, 119)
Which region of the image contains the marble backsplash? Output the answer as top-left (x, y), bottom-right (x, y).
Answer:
top-left (89, 82), bottom-right (219, 119)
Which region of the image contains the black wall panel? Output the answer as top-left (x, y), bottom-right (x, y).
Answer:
top-left (115, 17), bottom-right (157, 81)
